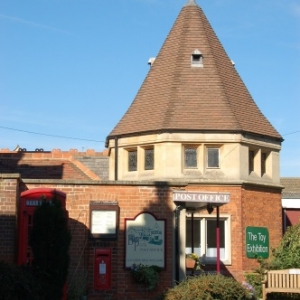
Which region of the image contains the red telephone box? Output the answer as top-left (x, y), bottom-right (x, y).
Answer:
top-left (94, 248), bottom-right (112, 290)
top-left (18, 188), bottom-right (67, 266)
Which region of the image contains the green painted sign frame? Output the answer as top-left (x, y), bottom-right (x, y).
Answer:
top-left (246, 226), bottom-right (269, 259)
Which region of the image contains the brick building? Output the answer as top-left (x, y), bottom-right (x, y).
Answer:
top-left (281, 178), bottom-right (300, 230)
top-left (0, 1), bottom-right (285, 299)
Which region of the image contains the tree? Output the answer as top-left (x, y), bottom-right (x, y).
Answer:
top-left (29, 196), bottom-right (71, 300)
top-left (270, 222), bottom-right (300, 270)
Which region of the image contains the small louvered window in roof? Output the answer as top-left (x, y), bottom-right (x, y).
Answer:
top-left (191, 49), bottom-right (203, 67)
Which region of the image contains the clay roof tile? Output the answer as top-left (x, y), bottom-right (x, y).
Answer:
top-left (106, 1), bottom-right (282, 143)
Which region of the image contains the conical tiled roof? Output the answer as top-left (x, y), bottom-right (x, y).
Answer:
top-left (106, 1), bottom-right (282, 142)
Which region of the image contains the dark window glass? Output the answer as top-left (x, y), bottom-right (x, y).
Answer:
top-left (128, 150), bottom-right (137, 172)
top-left (145, 149), bottom-right (154, 170)
top-left (185, 148), bottom-right (197, 168)
top-left (261, 152), bottom-right (267, 176)
top-left (186, 219), bottom-right (201, 252)
top-left (249, 150), bottom-right (255, 173)
top-left (207, 148), bottom-right (219, 168)
top-left (192, 54), bottom-right (201, 62)
top-left (206, 219), bottom-right (225, 248)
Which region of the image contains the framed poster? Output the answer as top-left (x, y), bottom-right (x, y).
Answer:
top-left (125, 212), bottom-right (165, 268)
top-left (89, 201), bottom-right (119, 239)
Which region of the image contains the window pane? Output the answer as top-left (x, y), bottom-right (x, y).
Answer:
top-left (186, 219), bottom-right (201, 257)
top-left (206, 219), bottom-right (225, 259)
top-left (128, 150), bottom-right (137, 172)
top-left (207, 148), bottom-right (219, 168)
top-left (145, 149), bottom-right (154, 170)
top-left (185, 148), bottom-right (197, 168)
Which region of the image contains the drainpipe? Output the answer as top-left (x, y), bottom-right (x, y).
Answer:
top-left (114, 137), bottom-right (118, 181)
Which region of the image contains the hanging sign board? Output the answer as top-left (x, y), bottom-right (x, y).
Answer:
top-left (125, 212), bottom-right (165, 268)
top-left (246, 226), bottom-right (269, 259)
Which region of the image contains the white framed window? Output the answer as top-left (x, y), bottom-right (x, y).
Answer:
top-left (207, 147), bottom-right (219, 168)
top-left (185, 214), bottom-right (231, 264)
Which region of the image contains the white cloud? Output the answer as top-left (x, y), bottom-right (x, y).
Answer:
top-left (0, 13), bottom-right (72, 35)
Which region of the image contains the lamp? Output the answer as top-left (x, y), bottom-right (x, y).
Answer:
top-left (207, 204), bottom-right (214, 214)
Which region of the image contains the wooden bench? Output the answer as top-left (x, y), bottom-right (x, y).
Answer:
top-left (262, 269), bottom-right (300, 300)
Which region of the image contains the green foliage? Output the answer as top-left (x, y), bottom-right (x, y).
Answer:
top-left (255, 222), bottom-right (300, 273)
top-left (249, 222), bottom-right (300, 299)
top-left (163, 274), bottom-right (253, 300)
top-left (186, 253), bottom-right (205, 272)
top-left (269, 223), bottom-right (300, 270)
top-left (245, 273), bottom-right (263, 299)
top-left (29, 196), bottom-right (71, 300)
top-left (0, 261), bottom-right (43, 300)
top-left (131, 264), bottom-right (162, 291)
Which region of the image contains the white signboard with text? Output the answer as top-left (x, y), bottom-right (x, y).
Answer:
top-left (125, 212), bottom-right (165, 268)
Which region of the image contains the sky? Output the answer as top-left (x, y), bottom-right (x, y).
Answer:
top-left (0, 0), bottom-right (299, 177)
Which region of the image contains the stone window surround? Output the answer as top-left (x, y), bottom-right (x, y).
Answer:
top-left (248, 147), bottom-right (271, 178)
top-left (183, 144), bottom-right (222, 172)
top-left (126, 146), bottom-right (155, 172)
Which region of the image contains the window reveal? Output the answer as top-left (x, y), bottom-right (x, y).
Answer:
top-left (249, 150), bottom-right (255, 174)
top-left (261, 152), bottom-right (267, 176)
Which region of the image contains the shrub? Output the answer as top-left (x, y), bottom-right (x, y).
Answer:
top-left (269, 222), bottom-right (300, 270)
top-left (131, 263), bottom-right (162, 291)
top-left (0, 261), bottom-right (43, 300)
top-left (29, 196), bottom-right (71, 300)
top-left (248, 222), bottom-right (300, 299)
top-left (245, 272), bottom-right (262, 299)
top-left (163, 274), bottom-right (252, 300)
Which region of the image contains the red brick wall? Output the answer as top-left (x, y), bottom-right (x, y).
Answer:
top-left (0, 180), bottom-right (282, 299)
top-left (241, 186), bottom-right (282, 272)
top-left (0, 176), bottom-right (19, 263)
top-left (22, 183), bottom-right (174, 300)
top-left (185, 185), bottom-right (282, 281)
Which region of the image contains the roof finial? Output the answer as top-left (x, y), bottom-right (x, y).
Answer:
top-left (185, 0), bottom-right (198, 6)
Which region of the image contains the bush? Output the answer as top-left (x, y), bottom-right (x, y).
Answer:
top-left (248, 222), bottom-right (300, 299)
top-left (163, 274), bottom-right (252, 300)
top-left (29, 196), bottom-right (71, 300)
top-left (131, 263), bottom-right (162, 291)
top-left (269, 222), bottom-right (300, 270)
top-left (0, 261), bottom-right (43, 300)
top-left (245, 272), bottom-right (262, 299)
